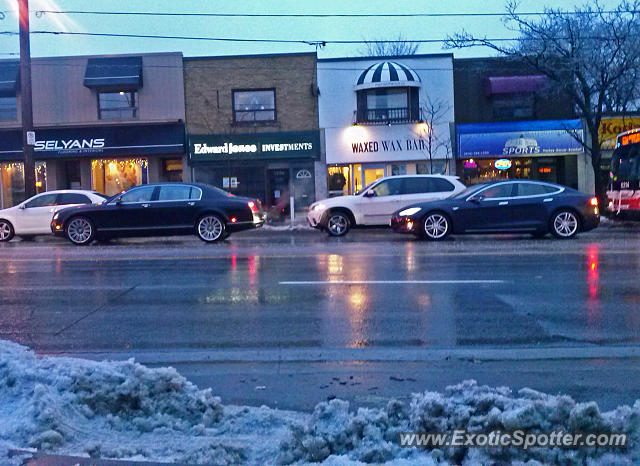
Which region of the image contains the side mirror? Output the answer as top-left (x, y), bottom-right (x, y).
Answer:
top-left (18, 204), bottom-right (26, 210)
top-left (114, 197), bottom-right (123, 206)
top-left (469, 194), bottom-right (485, 204)
top-left (364, 190), bottom-right (376, 198)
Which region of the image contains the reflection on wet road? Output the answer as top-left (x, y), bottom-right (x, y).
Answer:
top-left (1, 230), bottom-right (639, 354)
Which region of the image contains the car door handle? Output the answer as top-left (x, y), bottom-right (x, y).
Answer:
top-left (543, 198), bottom-right (553, 202)
top-left (187, 202), bottom-right (195, 206)
top-left (142, 203), bottom-right (150, 208)
top-left (499, 201), bottom-right (509, 205)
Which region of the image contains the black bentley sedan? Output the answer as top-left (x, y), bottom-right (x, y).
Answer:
top-left (51, 183), bottom-right (266, 245)
top-left (390, 180), bottom-right (599, 240)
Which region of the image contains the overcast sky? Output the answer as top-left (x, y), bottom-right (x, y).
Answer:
top-left (0, 0), bottom-right (624, 60)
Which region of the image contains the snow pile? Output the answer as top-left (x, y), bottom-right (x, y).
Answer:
top-left (1, 340), bottom-right (639, 465)
top-left (279, 380), bottom-right (640, 465)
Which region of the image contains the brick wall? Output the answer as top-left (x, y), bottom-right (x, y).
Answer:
top-left (184, 53), bottom-right (319, 134)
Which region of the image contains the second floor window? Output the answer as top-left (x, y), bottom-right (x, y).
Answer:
top-left (233, 89), bottom-right (276, 124)
top-left (0, 96), bottom-right (17, 120)
top-left (492, 93), bottom-right (535, 121)
top-left (356, 87), bottom-right (419, 124)
top-left (98, 91), bottom-right (138, 120)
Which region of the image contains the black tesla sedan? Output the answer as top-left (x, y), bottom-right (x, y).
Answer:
top-left (51, 182), bottom-right (266, 245)
top-left (390, 180), bottom-right (599, 240)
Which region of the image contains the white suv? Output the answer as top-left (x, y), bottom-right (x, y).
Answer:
top-left (308, 175), bottom-right (466, 236)
top-left (0, 190), bottom-right (107, 242)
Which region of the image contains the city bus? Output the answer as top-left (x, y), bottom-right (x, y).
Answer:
top-left (607, 127), bottom-right (640, 215)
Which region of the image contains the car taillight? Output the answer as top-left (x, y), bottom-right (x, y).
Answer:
top-left (248, 201), bottom-right (259, 213)
top-left (590, 197), bottom-right (598, 207)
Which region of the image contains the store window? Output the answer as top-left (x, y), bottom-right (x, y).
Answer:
top-left (98, 91), bottom-right (138, 120)
top-left (233, 89), bottom-right (276, 124)
top-left (461, 158), bottom-right (531, 185)
top-left (0, 161), bottom-right (46, 208)
top-left (0, 96), bottom-right (17, 120)
top-left (91, 158), bottom-right (148, 196)
top-left (328, 166), bottom-right (350, 196)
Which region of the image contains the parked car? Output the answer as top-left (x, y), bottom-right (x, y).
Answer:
top-left (51, 182), bottom-right (265, 245)
top-left (0, 190), bottom-right (107, 242)
top-left (307, 175), bottom-right (466, 236)
top-left (390, 180), bottom-right (599, 240)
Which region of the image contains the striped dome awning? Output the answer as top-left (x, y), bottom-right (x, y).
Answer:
top-left (355, 61), bottom-right (421, 90)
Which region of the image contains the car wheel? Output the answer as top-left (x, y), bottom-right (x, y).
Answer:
top-left (65, 216), bottom-right (95, 245)
top-left (422, 212), bottom-right (450, 241)
top-left (0, 220), bottom-right (14, 242)
top-left (326, 211), bottom-right (350, 237)
top-left (550, 210), bottom-right (580, 239)
top-left (197, 214), bottom-right (225, 242)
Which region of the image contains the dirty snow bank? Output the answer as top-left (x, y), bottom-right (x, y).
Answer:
top-left (1, 340), bottom-right (639, 465)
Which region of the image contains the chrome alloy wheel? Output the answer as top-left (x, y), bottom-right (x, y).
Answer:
top-left (0, 220), bottom-right (13, 241)
top-left (66, 217), bottom-right (93, 245)
top-left (198, 215), bottom-right (224, 242)
top-left (553, 211), bottom-right (578, 238)
top-left (423, 213), bottom-right (449, 240)
top-left (327, 213), bottom-right (349, 236)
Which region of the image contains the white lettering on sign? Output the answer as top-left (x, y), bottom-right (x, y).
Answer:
top-left (34, 138), bottom-right (105, 151)
top-left (262, 142), bottom-right (313, 152)
top-left (193, 142), bottom-right (258, 155)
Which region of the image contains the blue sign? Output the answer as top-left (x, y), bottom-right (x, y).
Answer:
top-left (457, 119), bottom-right (583, 159)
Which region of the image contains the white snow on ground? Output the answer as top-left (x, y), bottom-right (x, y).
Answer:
top-left (1, 339), bottom-right (639, 465)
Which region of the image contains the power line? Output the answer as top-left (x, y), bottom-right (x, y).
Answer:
top-left (0, 30), bottom-right (628, 46)
top-left (0, 30), bottom-right (519, 45)
top-left (30, 9), bottom-right (640, 18)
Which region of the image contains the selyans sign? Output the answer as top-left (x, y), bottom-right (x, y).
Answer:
top-left (457, 119), bottom-right (584, 159)
top-left (0, 123), bottom-right (185, 160)
top-left (189, 131), bottom-right (320, 162)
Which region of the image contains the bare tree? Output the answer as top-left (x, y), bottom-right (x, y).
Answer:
top-left (415, 95), bottom-right (452, 174)
top-left (446, 0), bottom-right (640, 198)
top-left (360, 35), bottom-right (419, 56)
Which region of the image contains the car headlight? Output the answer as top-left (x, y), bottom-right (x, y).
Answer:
top-left (52, 212), bottom-right (59, 220)
top-left (398, 207), bottom-right (421, 216)
top-left (311, 203), bottom-right (326, 212)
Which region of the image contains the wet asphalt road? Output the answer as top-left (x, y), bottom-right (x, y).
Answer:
top-left (1, 226), bottom-right (639, 410)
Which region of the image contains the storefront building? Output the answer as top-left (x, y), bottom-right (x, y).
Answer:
top-left (318, 55), bottom-right (455, 196)
top-left (0, 52), bottom-right (186, 208)
top-left (184, 53), bottom-right (322, 217)
top-left (456, 119), bottom-right (584, 189)
top-left (452, 57), bottom-right (595, 192)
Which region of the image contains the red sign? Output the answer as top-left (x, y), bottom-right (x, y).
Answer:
top-left (619, 131), bottom-right (640, 147)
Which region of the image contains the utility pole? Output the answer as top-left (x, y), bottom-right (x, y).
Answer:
top-left (19, 0), bottom-right (35, 198)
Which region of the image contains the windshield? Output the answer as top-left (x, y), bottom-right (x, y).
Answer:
top-left (611, 144), bottom-right (640, 182)
top-left (450, 183), bottom-right (489, 199)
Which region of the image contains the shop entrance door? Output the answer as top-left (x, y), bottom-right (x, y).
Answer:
top-left (292, 167), bottom-right (314, 212)
top-left (267, 168), bottom-right (290, 217)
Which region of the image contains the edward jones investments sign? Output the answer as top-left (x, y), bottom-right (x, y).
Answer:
top-left (189, 131), bottom-right (319, 162)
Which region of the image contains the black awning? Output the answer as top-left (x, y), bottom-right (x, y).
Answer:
top-left (0, 61), bottom-right (19, 97)
top-left (83, 56), bottom-right (143, 90)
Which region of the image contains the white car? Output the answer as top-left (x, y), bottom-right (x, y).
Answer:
top-left (308, 175), bottom-right (466, 236)
top-left (0, 190), bottom-right (108, 242)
